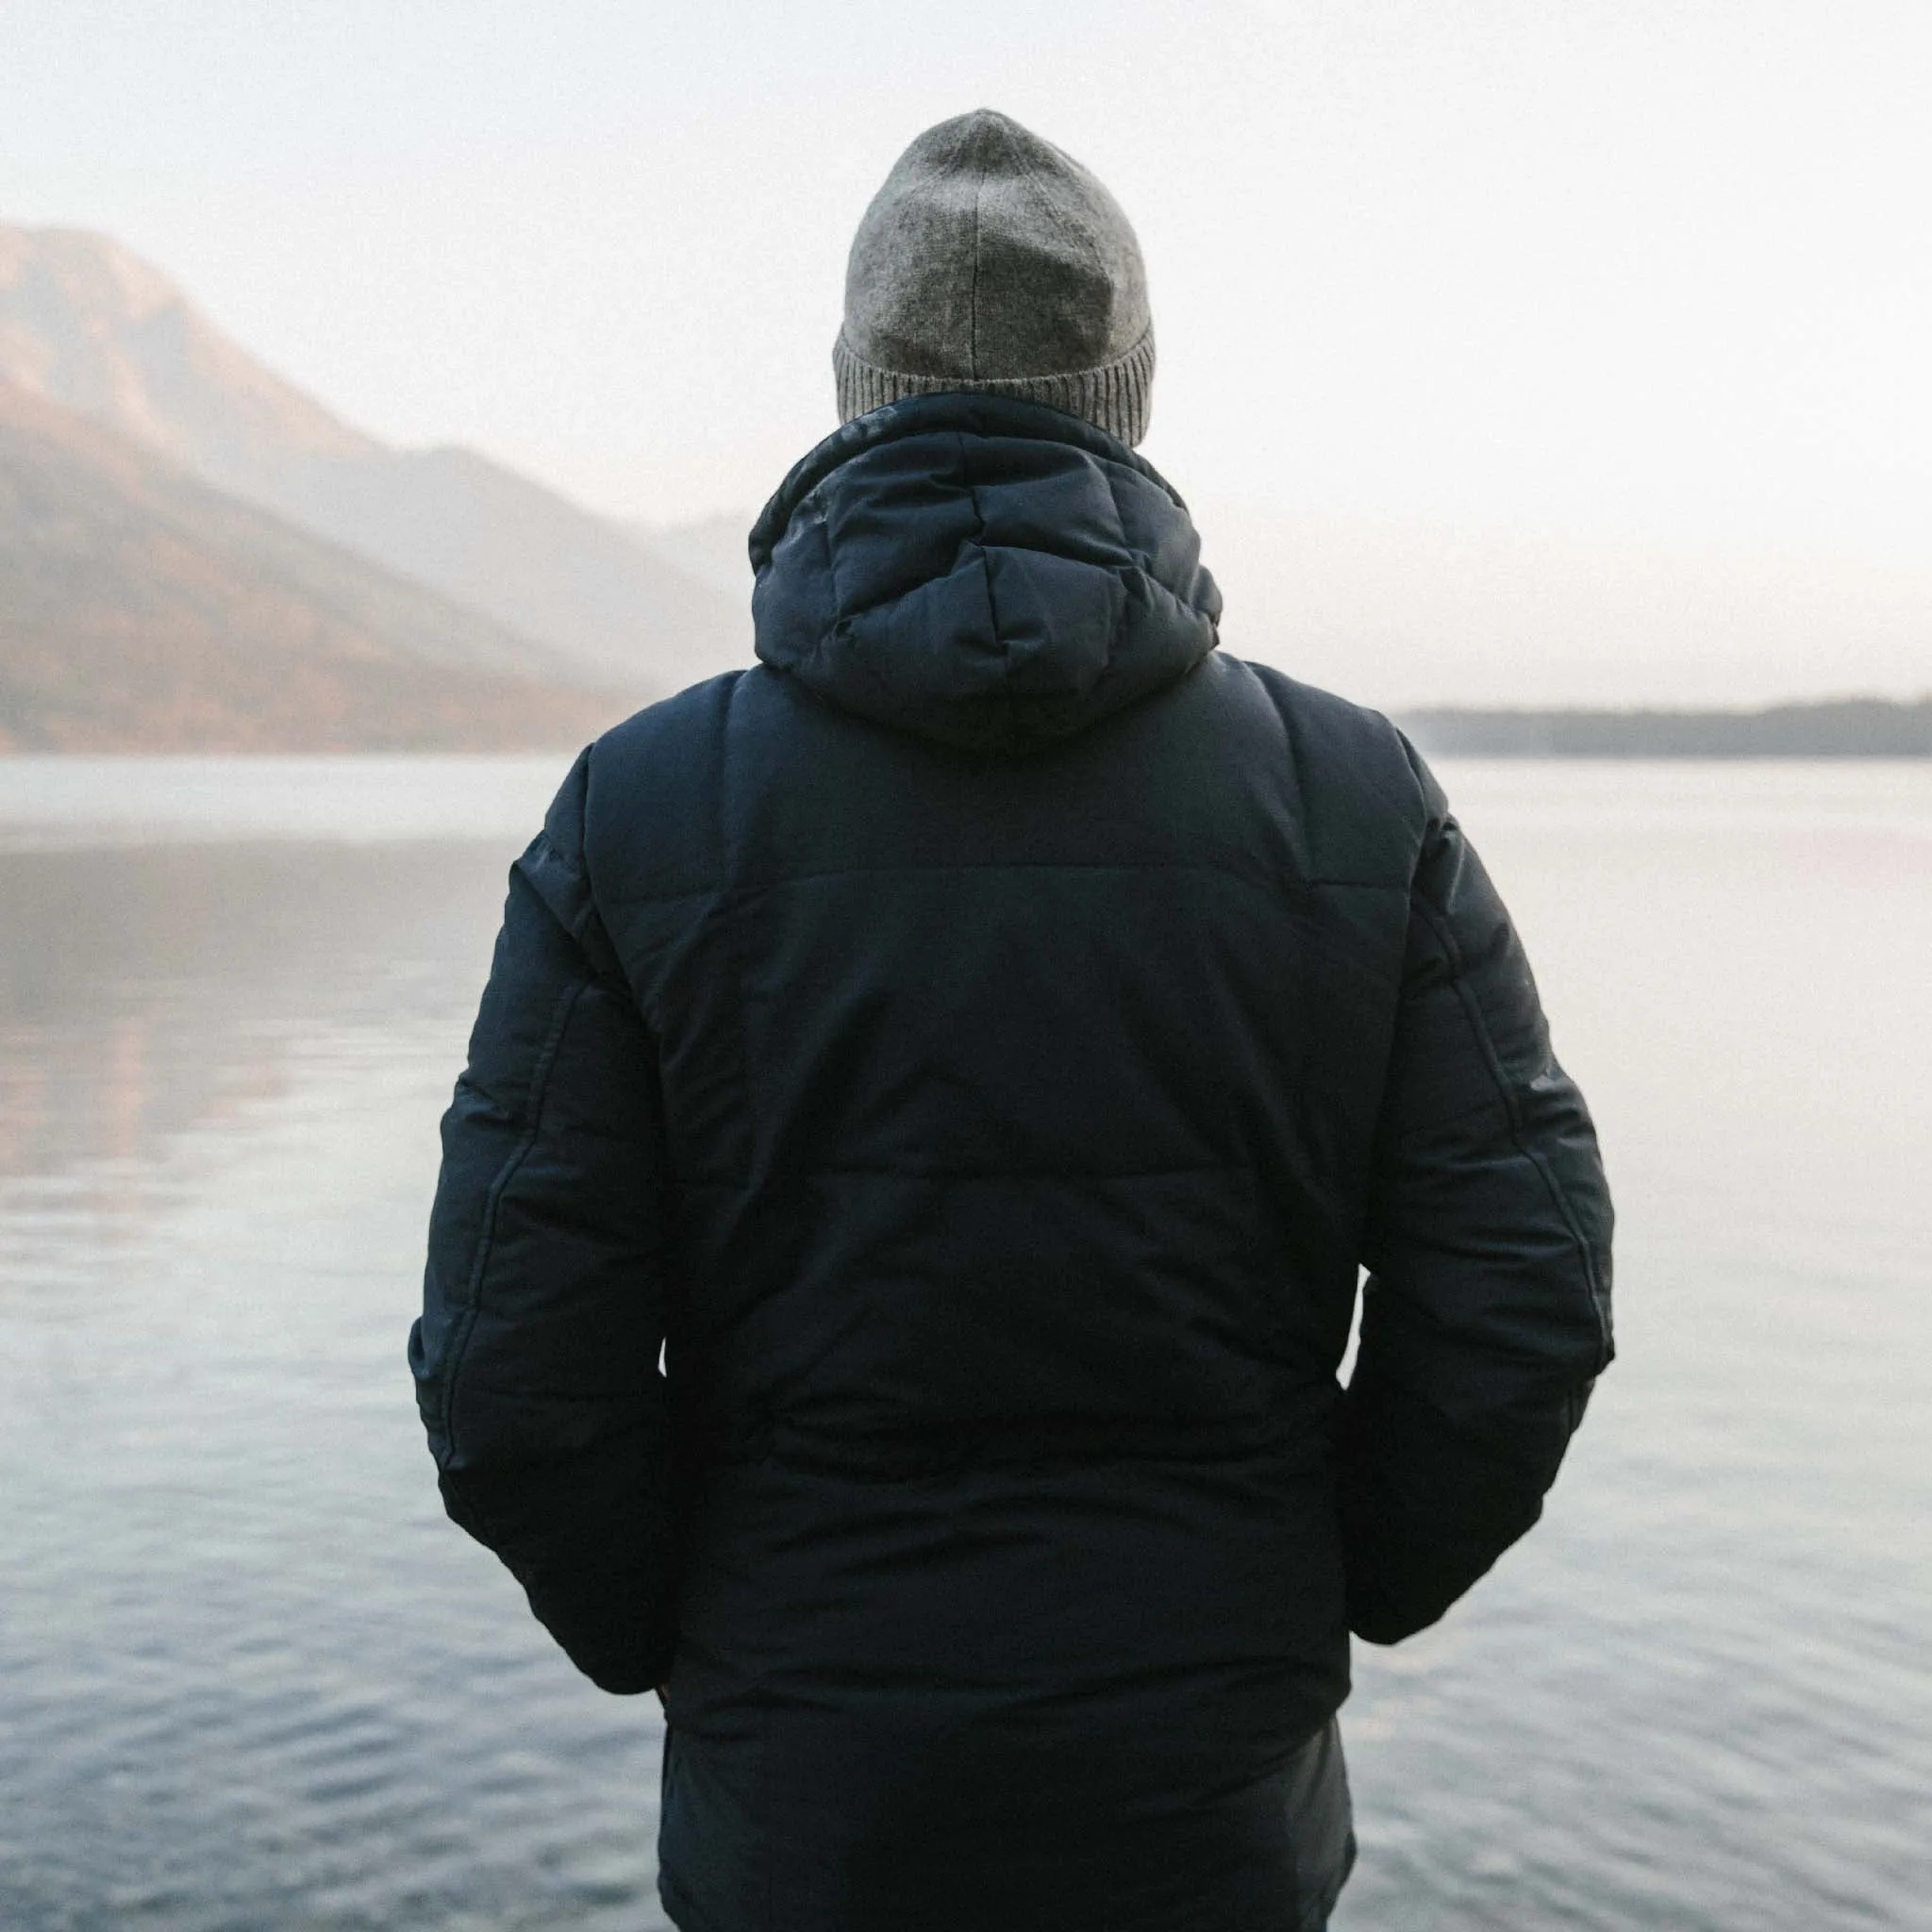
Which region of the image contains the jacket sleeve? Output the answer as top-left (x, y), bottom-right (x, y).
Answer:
top-left (1337, 746), bottom-right (1614, 1645)
top-left (408, 746), bottom-right (675, 1693)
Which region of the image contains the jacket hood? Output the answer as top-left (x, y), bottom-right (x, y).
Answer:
top-left (750, 392), bottom-right (1220, 756)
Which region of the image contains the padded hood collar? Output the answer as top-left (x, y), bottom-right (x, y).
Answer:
top-left (750, 392), bottom-right (1220, 756)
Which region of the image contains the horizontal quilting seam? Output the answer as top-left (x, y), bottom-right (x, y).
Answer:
top-left (598, 866), bottom-right (1402, 911)
top-left (1128, 567), bottom-right (1213, 633)
top-left (510, 1116), bottom-right (647, 1151)
top-left (822, 548), bottom-right (1203, 633)
top-left (714, 857), bottom-right (1314, 894)
top-left (596, 881), bottom-right (722, 911)
top-left (668, 1161), bottom-right (1248, 1186)
top-left (458, 1379), bottom-right (661, 1405)
top-left (758, 403), bottom-right (1188, 558)
top-left (1373, 1083), bottom-right (1514, 1155)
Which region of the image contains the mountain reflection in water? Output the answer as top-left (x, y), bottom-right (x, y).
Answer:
top-left (0, 761), bottom-right (1927, 1932)
top-left (0, 843), bottom-right (489, 1179)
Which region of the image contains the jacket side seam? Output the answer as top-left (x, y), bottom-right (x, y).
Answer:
top-left (437, 973), bottom-right (594, 1467)
top-left (1412, 896), bottom-right (1613, 1367)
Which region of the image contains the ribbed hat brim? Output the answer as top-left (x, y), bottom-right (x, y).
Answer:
top-left (833, 325), bottom-right (1155, 448)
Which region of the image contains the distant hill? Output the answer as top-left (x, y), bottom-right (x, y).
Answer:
top-left (627, 512), bottom-right (757, 598)
top-left (0, 224), bottom-right (751, 691)
top-left (1400, 698), bottom-right (1932, 758)
top-left (0, 380), bottom-right (627, 752)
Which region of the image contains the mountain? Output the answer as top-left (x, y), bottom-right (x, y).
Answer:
top-left (0, 224), bottom-right (751, 690)
top-left (0, 379), bottom-right (625, 752)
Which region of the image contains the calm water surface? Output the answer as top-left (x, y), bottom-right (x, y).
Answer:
top-left (1, 756), bottom-right (1927, 1931)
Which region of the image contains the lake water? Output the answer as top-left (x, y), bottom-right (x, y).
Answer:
top-left (1, 756), bottom-right (1926, 1931)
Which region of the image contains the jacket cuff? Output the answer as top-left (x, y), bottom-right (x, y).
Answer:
top-left (1334, 1370), bottom-right (1553, 1644)
top-left (439, 1465), bottom-right (674, 1693)
top-left (523, 1577), bottom-right (672, 1694)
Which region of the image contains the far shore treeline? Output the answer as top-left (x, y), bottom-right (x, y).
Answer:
top-left (1399, 696), bottom-right (1932, 759)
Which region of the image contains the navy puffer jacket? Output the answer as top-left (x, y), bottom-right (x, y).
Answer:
top-left (411, 393), bottom-right (1613, 1932)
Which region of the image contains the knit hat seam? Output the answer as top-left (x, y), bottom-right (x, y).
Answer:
top-left (968, 149), bottom-right (983, 379)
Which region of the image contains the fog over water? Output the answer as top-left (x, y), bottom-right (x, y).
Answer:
top-left (0, 758), bottom-right (1927, 1930)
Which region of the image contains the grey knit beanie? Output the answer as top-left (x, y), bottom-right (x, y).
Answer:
top-left (834, 109), bottom-right (1155, 446)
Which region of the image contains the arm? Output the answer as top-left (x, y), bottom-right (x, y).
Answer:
top-left (1338, 749), bottom-right (1614, 1644)
top-left (408, 746), bottom-right (675, 1692)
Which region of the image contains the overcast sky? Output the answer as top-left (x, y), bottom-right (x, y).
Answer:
top-left (6, 1), bottom-right (1929, 706)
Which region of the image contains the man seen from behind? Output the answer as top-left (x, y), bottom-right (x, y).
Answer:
top-left (410, 108), bottom-right (1614, 1932)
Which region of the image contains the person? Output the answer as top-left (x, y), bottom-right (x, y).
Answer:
top-left (409, 108), bottom-right (1613, 1932)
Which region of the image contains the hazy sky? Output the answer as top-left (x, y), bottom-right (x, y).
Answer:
top-left (7, 1), bottom-right (1930, 705)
